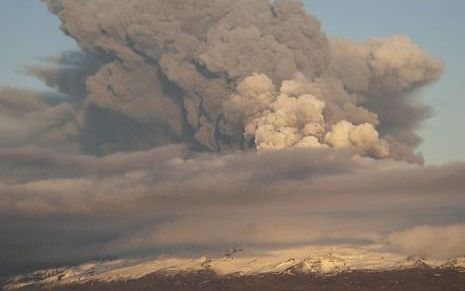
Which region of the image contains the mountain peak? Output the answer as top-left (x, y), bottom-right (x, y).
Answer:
top-left (4, 246), bottom-right (465, 290)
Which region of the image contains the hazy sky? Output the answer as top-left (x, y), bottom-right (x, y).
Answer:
top-left (0, 0), bottom-right (464, 164)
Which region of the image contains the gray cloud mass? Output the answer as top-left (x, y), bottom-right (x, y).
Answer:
top-left (32, 0), bottom-right (443, 159)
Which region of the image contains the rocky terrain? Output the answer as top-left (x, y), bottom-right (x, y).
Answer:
top-left (3, 269), bottom-right (465, 291)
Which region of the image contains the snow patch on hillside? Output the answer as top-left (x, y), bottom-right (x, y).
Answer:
top-left (4, 245), bottom-right (465, 290)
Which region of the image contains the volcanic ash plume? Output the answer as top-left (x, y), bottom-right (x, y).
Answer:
top-left (0, 1), bottom-right (460, 275)
top-left (30, 0), bottom-right (443, 162)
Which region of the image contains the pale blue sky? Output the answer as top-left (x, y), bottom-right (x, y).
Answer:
top-left (304, 0), bottom-right (465, 164)
top-left (0, 0), bottom-right (463, 164)
top-left (0, 0), bottom-right (77, 88)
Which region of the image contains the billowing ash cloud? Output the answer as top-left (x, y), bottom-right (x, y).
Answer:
top-left (27, 0), bottom-right (442, 161)
top-left (224, 74), bottom-right (390, 158)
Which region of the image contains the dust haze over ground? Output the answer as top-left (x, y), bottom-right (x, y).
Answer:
top-left (1, 0), bottom-right (464, 278)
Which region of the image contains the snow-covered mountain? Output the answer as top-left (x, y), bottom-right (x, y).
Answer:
top-left (4, 245), bottom-right (465, 290)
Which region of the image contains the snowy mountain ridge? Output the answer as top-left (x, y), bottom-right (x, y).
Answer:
top-left (4, 245), bottom-right (465, 290)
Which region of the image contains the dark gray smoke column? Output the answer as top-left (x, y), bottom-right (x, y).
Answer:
top-left (41, 0), bottom-right (328, 152)
top-left (43, 0), bottom-right (442, 162)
